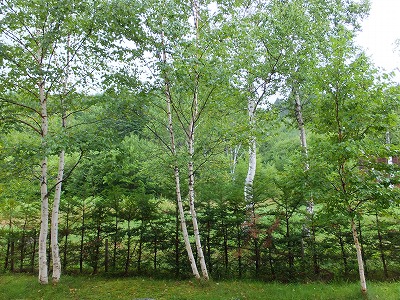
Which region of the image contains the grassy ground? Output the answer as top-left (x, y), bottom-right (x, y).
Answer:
top-left (0, 274), bottom-right (399, 300)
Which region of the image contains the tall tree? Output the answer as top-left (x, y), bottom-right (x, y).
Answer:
top-left (160, 28), bottom-right (200, 278)
top-left (141, 0), bottom-right (230, 279)
top-left (0, 0), bottom-right (143, 283)
top-left (187, 0), bottom-right (209, 280)
top-left (309, 33), bottom-right (397, 294)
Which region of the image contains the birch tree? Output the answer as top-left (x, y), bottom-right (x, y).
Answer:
top-left (223, 1), bottom-right (285, 221)
top-left (50, 40), bottom-right (70, 282)
top-left (226, 0), bottom-right (311, 222)
top-left (0, 0), bottom-right (143, 283)
top-left (140, 0), bottom-right (203, 278)
top-left (140, 0), bottom-right (237, 279)
top-left (187, 0), bottom-right (209, 279)
top-left (160, 29), bottom-right (200, 278)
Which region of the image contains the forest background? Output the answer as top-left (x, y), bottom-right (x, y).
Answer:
top-left (0, 0), bottom-right (400, 295)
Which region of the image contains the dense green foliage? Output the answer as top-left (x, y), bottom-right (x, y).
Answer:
top-left (1, 0), bottom-right (399, 288)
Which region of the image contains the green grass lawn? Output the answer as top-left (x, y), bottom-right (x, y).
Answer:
top-left (0, 274), bottom-right (399, 300)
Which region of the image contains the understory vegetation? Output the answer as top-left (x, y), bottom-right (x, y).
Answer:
top-left (1, 127), bottom-right (399, 282)
top-left (1, 274), bottom-right (400, 300)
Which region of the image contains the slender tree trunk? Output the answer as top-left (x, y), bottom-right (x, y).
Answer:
top-left (230, 144), bottom-right (241, 178)
top-left (175, 205), bottom-right (180, 277)
top-left (294, 90), bottom-right (315, 272)
top-left (80, 205), bottom-right (85, 273)
top-left (4, 237), bottom-right (10, 271)
top-left (223, 224), bottom-right (229, 274)
top-left (137, 221), bottom-right (143, 272)
top-left (188, 135), bottom-right (208, 279)
top-left (286, 212), bottom-right (294, 277)
top-left (187, 0), bottom-right (208, 280)
top-left (311, 217), bottom-right (319, 275)
top-left (125, 219), bottom-right (131, 275)
top-left (294, 90), bottom-right (313, 213)
top-left (244, 97), bottom-right (256, 223)
top-left (351, 219), bottom-right (367, 294)
top-left (153, 230), bottom-right (158, 270)
top-left (358, 219), bottom-right (367, 276)
top-left (62, 205), bottom-right (70, 272)
top-left (268, 241), bottom-right (276, 280)
top-left (104, 238), bottom-right (109, 273)
top-left (4, 217), bottom-right (12, 271)
top-left (93, 223), bottom-right (101, 275)
top-left (47, 234), bottom-right (51, 273)
top-left (161, 30), bottom-right (200, 279)
top-left (113, 213), bottom-right (118, 271)
top-left (254, 237), bottom-right (260, 278)
top-left (376, 213), bottom-right (388, 278)
top-left (294, 91), bottom-right (308, 160)
top-left (386, 131), bottom-right (392, 165)
top-left (31, 229), bottom-right (37, 273)
top-left (10, 240), bottom-right (15, 272)
top-left (20, 219), bottom-right (27, 272)
top-left (338, 232), bottom-right (348, 276)
top-left (51, 35), bottom-right (70, 282)
top-left (237, 224), bottom-right (242, 278)
top-left (51, 149), bottom-right (65, 283)
top-left (38, 79), bottom-right (49, 284)
top-left (206, 219), bottom-right (212, 274)
top-left (386, 131), bottom-right (393, 188)
top-left (174, 166), bottom-right (199, 278)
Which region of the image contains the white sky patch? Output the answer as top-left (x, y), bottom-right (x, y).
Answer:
top-left (356, 0), bottom-right (400, 82)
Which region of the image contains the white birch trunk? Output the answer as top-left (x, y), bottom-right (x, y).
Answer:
top-left (162, 31), bottom-right (200, 279)
top-left (244, 97), bottom-right (256, 223)
top-left (174, 165), bottom-right (200, 279)
top-left (386, 131), bottom-right (394, 188)
top-left (51, 149), bottom-right (64, 283)
top-left (386, 131), bottom-right (392, 164)
top-left (188, 124), bottom-right (208, 279)
top-left (38, 81), bottom-right (49, 284)
top-left (51, 37), bottom-right (69, 283)
top-left (230, 144), bottom-right (241, 178)
top-left (351, 219), bottom-right (367, 294)
top-left (188, 0), bottom-right (209, 279)
top-left (294, 91), bottom-right (313, 215)
top-left (294, 92), bottom-right (308, 158)
top-left (168, 82), bottom-right (200, 280)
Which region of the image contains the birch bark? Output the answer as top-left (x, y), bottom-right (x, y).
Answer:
top-left (51, 148), bottom-right (64, 283)
top-left (174, 165), bottom-right (200, 279)
top-left (230, 144), bottom-right (241, 178)
top-left (294, 90), bottom-right (313, 214)
top-left (294, 92), bottom-right (308, 160)
top-left (51, 38), bottom-right (69, 283)
top-left (386, 132), bottom-right (392, 165)
top-left (295, 91), bottom-right (319, 275)
top-left (386, 131), bottom-right (394, 188)
top-left (351, 219), bottom-right (367, 293)
top-left (38, 78), bottom-right (49, 284)
top-left (244, 97), bottom-right (256, 223)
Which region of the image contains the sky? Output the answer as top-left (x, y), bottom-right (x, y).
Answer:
top-left (355, 0), bottom-right (400, 82)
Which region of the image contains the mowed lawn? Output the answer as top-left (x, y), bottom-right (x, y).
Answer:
top-left (0, 274), bottom-right (399, 300)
